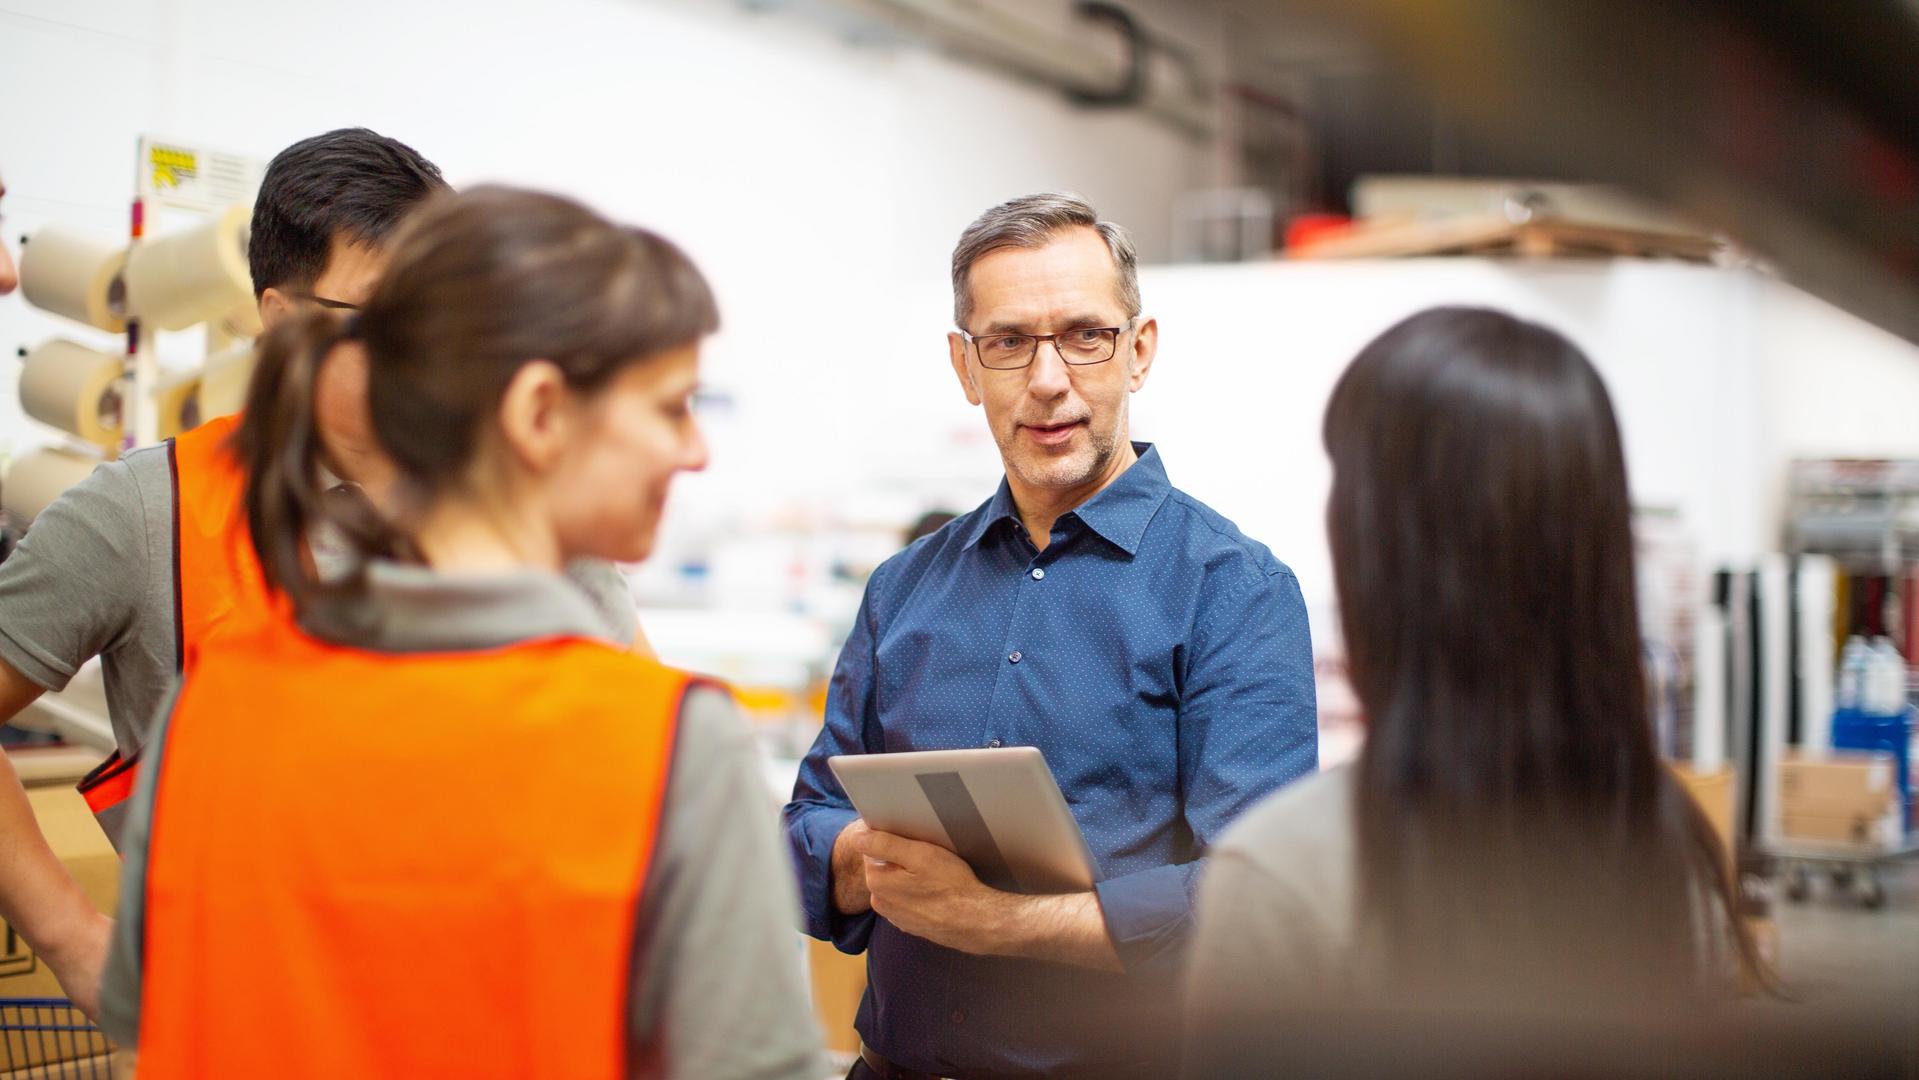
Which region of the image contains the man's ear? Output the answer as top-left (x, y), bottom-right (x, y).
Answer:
top-left (949, 332), bottom-right (982, 407)
top-left (1127, 317), bottom-right (1158, 393)
top-left (257, 287), bottom-right (295, 332)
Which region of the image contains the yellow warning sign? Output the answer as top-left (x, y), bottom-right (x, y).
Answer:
top-left (138, 135), bottom-right (263, 211)
top-left (148, 144), bottom-right (199, 190)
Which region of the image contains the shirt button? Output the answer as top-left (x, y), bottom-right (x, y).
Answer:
top-left (1031, 567), bottom-right (1045, 580)
top-left (988, 737), bottom-right (1003, 748)
top-left (951, 1009), bottom-right (965, 1024)
top-left (1008, 651), bottom-right (1022, 664)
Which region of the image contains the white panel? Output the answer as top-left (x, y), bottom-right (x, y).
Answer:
top-left (1796, 555), bottom-right (1839, 754)
top-left (1693, 602), bottom-right (1727, 771)
top-left (1131, 258), bottom-right (1773, 642)
top-left (1757, 556), bottom-right (1792, 844)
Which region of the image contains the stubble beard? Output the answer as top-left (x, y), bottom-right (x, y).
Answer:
top-left (998, 398), bottom-right (1127, 493)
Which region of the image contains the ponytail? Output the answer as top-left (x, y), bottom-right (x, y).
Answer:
top-left (229, 309), bottom-right (400, 617)
top-left (228, 186), bottom-right (720, 623)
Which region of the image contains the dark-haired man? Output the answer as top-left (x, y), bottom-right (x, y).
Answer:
top-left (0, 131), bottom-right (641, 1021)
top-left (242, 128), bottom-right (446, 499)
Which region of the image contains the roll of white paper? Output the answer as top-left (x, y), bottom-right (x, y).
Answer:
top-left (19, 227), bottom-right (129, 332)
top-left (19, 339), bottom-right (125, 447)
top-left (197, 341), bottom-right (256, 420)
top-left (153, 371), bottom-right (205, 439)
top-left (125, 204), bottom-right (252, 331)
top-left (3, 446), bottom-right (103, 525)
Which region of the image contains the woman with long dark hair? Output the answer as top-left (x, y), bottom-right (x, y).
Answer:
top-left (1184, 307), bottom-right (1760, 1067)
top-left (98, 187), bottom-right (821, 1079)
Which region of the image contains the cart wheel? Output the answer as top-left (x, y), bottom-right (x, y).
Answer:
top-left (1784, 864), bottom-right (1811, 902)
top-left (1830, 865), bottom-right (1856, 889)
top-left (1857, 874), bottom-right (1886, 910)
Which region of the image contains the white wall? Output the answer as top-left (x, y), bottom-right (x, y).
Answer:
top-left (8, 0), bottom-right (1919, 632)
top-left (0, 0), bottom-right (1208, 491)
top-left (1131, 258), bottom-right (1919, 653)
top-left (1756, 280), bottom-right (1919, 531)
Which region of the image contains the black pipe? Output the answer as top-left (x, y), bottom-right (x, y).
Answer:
top-left (1065, 1), bottom-right (1147, 108)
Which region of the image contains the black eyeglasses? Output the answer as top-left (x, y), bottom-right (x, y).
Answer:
top-left (960, 319), bottom-right (1133, 370)
top-left (292, 292), bottom-right (361, 311)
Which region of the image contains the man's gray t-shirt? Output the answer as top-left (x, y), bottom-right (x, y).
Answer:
top-left (0, 442), bottom-right (638, 757)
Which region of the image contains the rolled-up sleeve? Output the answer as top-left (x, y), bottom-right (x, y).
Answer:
top-left (782, 575), bottom-right (884, 954)
top-left (1094, 861), bottom-right (1198, 975)
top-left (1099, 561), bottom-right (1317, 977)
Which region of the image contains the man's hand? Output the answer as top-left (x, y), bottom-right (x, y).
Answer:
top-left (856, 829), bottom-right (1006, 954)
top-left (854, 828), bottom-right (1122, 972)
top-left (830, 818), bottom-right (875, 916)
top-left (38, 911), bottom-right (112, 1022)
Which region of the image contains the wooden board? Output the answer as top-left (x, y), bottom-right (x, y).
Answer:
top-left (1290, 214), bottom-right (1722, 262)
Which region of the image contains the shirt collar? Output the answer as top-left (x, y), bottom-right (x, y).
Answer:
top-left (304, 560), bottom-right (618, 653)
top-left (960, 479), bottom-right (1023, 552)
top-left (961, 442), bottom-right (1171, 557)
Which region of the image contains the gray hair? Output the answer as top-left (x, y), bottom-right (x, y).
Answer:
top-left (950, 192), bottom-right (1140, 330)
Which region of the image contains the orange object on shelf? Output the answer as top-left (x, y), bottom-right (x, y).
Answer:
top-left (1283, 213), bottom-right (1354, 252)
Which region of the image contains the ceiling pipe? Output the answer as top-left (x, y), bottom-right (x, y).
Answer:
top-left (848, 0), bottom-right (1216, 137)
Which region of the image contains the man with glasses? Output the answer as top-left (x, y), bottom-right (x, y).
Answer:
top-left (786, 192), bottom-right (1318, 1078)
top-left (245, 129), bottom-right (442, 498)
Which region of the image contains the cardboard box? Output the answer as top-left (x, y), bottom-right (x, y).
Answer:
top-left (807, 939), bottom-right (866, 1058)
top-left (1778, 752), bottom-right (1896, 820)
top-left (0, 788), bottom-right (121, 999)
top-left (1780, 809), bottom-right (1902, 850)
top-left (1671, 763), bottom-right (1736, 861)
top-left (5, 747), bottom-right (108, 788)
top-left (1, 750), bottom-right (123, 1072)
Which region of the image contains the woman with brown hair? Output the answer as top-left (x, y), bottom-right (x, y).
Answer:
top-left (1184, 306), bottom-right (1761, 1073)
top-left (98, 186), bottom-right (821, 1079)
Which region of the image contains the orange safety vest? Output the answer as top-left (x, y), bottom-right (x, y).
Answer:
top-left (137, 615), bottom-right (691, 1078)
top-left (79, 414), bottom-right (273, 829)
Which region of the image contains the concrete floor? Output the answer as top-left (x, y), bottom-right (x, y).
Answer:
top-left (1765, 858), bottom-right (1919, 1074)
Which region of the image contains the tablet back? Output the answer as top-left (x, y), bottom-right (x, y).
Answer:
top-left (829, 746), bottom-right (1100, 894)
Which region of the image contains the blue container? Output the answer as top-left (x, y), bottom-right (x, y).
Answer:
top-left (1831, 705), bottom-right (1914, 833)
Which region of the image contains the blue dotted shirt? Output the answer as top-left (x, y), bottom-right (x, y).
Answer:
top-left (784, 443), bottom-right (1318, 1076)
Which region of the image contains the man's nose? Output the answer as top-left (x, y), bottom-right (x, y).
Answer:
top-left (1026, 338), bottom-right (1071, 398)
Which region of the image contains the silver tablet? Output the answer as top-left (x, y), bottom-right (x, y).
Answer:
top-left (828, 746), bottom-right (1100, 894)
